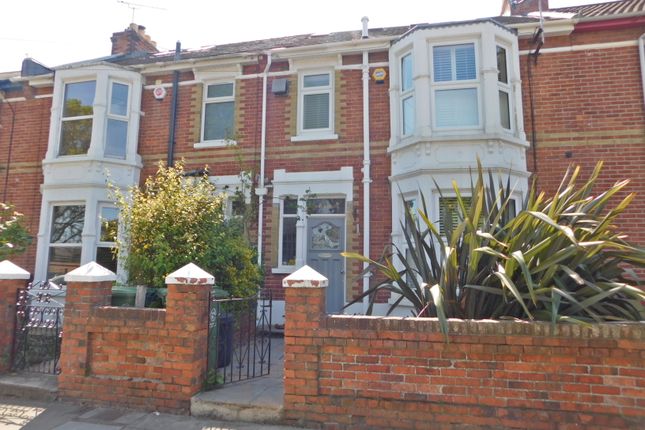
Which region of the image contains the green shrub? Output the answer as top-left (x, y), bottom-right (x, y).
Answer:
top-left (343, 161), bottom-right (645, 334)
top-left (111, 161), bottom-right (261, 296)
top-left (0, 203), bottom-right (31, 260)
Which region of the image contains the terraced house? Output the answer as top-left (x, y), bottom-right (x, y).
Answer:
top-left (0, 0), bottom-right (643, 322)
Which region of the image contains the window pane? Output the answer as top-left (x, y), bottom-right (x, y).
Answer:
top-left (433, 46), bottom-right (452, 82)
top-left (455, 44), bottom-right (476, 80)
top-left (96, 246), bottom-right (117, 273)
top-left (401, 54), bottom-right (413, 91)
top-left (435, 88), bottom-right (478, 127)
top-left (284, 197), bottom-right (298, 215)
top-left (281, 217), bottom-right (297, 265)
top-left (204, 101), bottom-right (234, 140)
top-left (59, 119), bottom-right (92, 155)
top-left (309, 198), bottom-right (345, 215)
top-left (63, 81), bottom-right (95, 117)
top-left (303, 74), bottom-right (330, 88)
top-left (402, 95), bottom-right (415, 135)
top-left (207, 83), bottom-right (234, 98)
top-left (439, 197), bottom-right (472, 236)
top-left (47, 247), bottom-right (82, 279)
top-left (499, 90), bottom-right (511, 130)
top-left (100, 207), bottom-right (119, 242)
top-left (110, 83), bottom-right (129, 116)
top-left (405, 199), bottom-right (417, 230)
top-left (105, 119), bottom-right (128, 158)
top-left (303, 93), bottom-right (330, 129)
top-left (497, 46), bottom-right (508, 84)
top-left (51, 205), bottom-right (85, 243)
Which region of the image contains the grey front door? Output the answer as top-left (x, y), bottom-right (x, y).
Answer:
top-left (306, 217), bottom-right (345, 313)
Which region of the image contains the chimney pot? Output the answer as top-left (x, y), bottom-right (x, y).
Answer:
top-left (361, 16), bottom-right (369, 39)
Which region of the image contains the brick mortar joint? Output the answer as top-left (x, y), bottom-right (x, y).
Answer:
top-left (320, 315), bottom-right (645, 340)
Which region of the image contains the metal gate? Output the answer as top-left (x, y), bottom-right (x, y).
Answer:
top-left (205, 291), bottom-right (272, 388)
top-left (12, 281), bottom-right (65, 374)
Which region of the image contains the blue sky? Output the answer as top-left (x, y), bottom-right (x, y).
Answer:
top-left (1, 0), bottom-right (606, 72)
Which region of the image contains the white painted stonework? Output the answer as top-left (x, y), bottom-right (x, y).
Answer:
top-left (282, 265), bottom-right (328, 288)
top-left (34, 64), bottom-right (143, 281)
top-left (0, 260), bottom-right (30, 279)
top-left (165, 263), bottom-right (215, 285)
top-left (64, 261), bottom-right (117, 283)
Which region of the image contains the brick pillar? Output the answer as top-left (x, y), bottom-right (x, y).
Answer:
top-left (164, 262), bottom-right (213, 397)
top-left (59, 262), bottom-right (115, 386)
top-left (0, 261), bottom-right (30, 373)
top-left (282, 265), bottom-right (328, 421)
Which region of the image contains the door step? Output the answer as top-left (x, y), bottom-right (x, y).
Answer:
top-left (0, 373), bottom-right (58, 401)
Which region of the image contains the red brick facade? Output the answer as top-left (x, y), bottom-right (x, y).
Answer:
top-left (284, 282), bottom-right (645, 430)
top-left (0, 4), bottom-right (643, 297)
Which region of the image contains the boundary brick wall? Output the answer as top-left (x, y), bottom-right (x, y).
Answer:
top-left (283, 283), bottom-right (645, 430)
top-left (58, 277), bottom-right (210, 413)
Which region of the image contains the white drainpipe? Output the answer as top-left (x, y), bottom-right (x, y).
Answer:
top-left (256, 52), bottom-right (272, 265)
top-left (361, 40), bottom-right (371, 313)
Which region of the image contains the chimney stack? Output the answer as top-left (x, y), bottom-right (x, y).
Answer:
top-left (511, 0), bottom-right (549, 15)
top-left (110, 23), bottom-right (159, 56)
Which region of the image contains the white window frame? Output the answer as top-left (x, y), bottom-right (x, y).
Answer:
top-left (96, 204), bottom-right (119, 273)
top-left (292, 70), bottom-right (338, 142)
top-left (430, 41), bottom-right (482, 131)
top-left (58, 79), bottom-right (96, 157)
top-left (277, 195), bottom-right (299, 270)
top-left (496, 44), bottom-right (513, 132)
top-left (104, 80), bottom-right (130, 159)
top-left (210, 173), bottom-right (251, 220)
top-left (400, 52), bottom-right (415, 136)
top-left (196, 81), bottom-right (237, 148)
top-left (47, 203), bottom-right (86, 279)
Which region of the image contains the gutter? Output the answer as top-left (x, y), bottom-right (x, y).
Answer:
top-left (256, 52), bottom-right (272, 265)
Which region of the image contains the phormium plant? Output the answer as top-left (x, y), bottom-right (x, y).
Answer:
top-left (343, 161), bottom-right (645, 334)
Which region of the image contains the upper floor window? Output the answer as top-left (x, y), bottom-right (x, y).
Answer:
top-left (105, 82), bottom-right (130, 158)
top-left (401, 54), bottom-right (415, 136)
top-left (59, 81), bottom-right (96, 156)
top-left (432, 43), bottom-right (479, 128)
top-left (202, 82), bottom-right (235, 142)
top-left (300, 72), bottom-right (333, 133)
top-left (497, 46), bottom-right (511, 130)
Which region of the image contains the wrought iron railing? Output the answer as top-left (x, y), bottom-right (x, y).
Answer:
top-left (12, 281), bottom-right (65, 374)
top-left (206, 290), bottom-right (272, 387)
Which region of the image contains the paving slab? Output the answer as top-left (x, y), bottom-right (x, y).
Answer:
top-left (0, 397), bottom-right (309, 430)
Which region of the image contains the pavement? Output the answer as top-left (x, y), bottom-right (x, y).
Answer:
top-left (0, 396), bottom-right (308, 430)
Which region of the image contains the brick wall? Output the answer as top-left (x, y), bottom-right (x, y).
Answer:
top-left (0, 86), bottom-right (51, 273)
top-left (283, 282), bottom-right (645, 430)
top-left (58, 267), bottom-right (210, 413)
top-left (521, 26), bottom-right (645, 254)
top-left (0, 276), bottom-right (27, 372)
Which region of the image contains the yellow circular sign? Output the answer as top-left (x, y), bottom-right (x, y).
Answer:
top-left (372, 68), bottom-right (387, 83)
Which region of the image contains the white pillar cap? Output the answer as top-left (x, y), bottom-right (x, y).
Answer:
top-left (165, 263), bottom-right (214, 285)
top-left (282, 265), bottom-right (328, 288)
top-left (65, 261), bottom-right (117, 283)
top-left (0, 260), bottom-right (30, 280)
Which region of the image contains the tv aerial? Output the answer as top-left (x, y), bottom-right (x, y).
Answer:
top-left (117, 1), bottom-right (166, 23)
